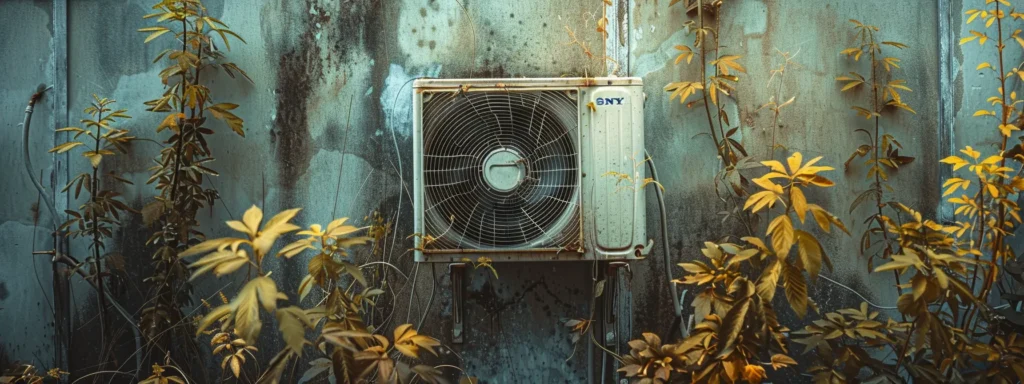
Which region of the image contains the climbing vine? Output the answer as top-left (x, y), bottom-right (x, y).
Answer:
top-left (137, 0), bottom-right (251, 370)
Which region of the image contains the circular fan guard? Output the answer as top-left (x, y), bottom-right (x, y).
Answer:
top-left (422, 90), bottom-right (580, 249)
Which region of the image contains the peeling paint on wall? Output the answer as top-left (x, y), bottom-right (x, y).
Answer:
top-left (0, 0), bottom-right (956, 382)
top-left (380, 63), bottom-right (442, 138)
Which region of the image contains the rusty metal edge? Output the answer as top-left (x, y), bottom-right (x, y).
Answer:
top-left (938, 0), bottom-right (955, 223)
top-left (51, 0), bottom-right (71, 379)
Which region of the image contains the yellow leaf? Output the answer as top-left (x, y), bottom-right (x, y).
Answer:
top-left (768, 215), bottom-right (795, 257)
top-left (674, 45), bottom-right (694, 65)
top-left (882, 57), bottom-right (901, 72)
top-left (49, 141), bottom-right (84, 154)
top-left (974, 109), bottom-right (996, 117)
top-left (745, 190), bottom-right (778, 213)
top-left (157, 112), bottom-right (184, 132)
top-left (297, 274), bottom-right (315, 302)
top-left (276, 306), bottom-right (311, 354)
top-left (86, 152), bottom-right (103, 168)
top-left (664, 81), bottom-right (704, 104)
top-left (796, 231), bottom-right (823, 280)
top-left (791, 187), bottom-right (808, 223)
top-left (1000, 124), bottom-right (1019, 137)
top-left (967, 9), bottom-right (981, 24)
top-left (711, 55), bottom-right (746, 76)
top-left (229, 356), bottom-right (241, 377)
top-left (742, 364), bottom-right (766, 384)
top-left (986, 182), bottom-right (999, 197)
top-left (753, 176), bottom-right (784, 194)
top-left (960, 146), bottom-right (981, 160)
top-left (783, 261), bottom-right (808, 317)
top-left (840, 80), bottom-right (863, 92)
top-left (139, 26), bottom-right (171, 43)
top-left (254, 208), bottom-right (302, 256)
top-left (770, 354), bottom-right (798, 370)
top-left (978, 62), bottom-right (993, 70)
top-left (786, 152), bottom-right (803, 174)
top-left (240, 205), bottom-right (263, 237)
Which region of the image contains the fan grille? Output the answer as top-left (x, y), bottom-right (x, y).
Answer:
top-left (421, 90), bottom-right (580, 250)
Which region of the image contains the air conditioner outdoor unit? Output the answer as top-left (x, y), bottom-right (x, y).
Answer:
top-left (412, 77), bottom-right (646, 262)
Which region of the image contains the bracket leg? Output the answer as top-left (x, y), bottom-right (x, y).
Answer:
top-left (449, 263), bottom-right (467, 344)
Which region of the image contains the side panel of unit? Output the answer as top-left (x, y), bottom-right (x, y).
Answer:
top-left (580, 85), bottom-right (646, 260)
top-left (413, 90), bottom-right (425, 262)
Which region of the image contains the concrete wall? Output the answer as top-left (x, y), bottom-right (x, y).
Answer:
top-left (0, 0), bottom-right (59, 368)
top-left (0, 0), bottom-right (958, 382)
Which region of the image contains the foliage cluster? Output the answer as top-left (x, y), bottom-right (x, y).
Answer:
top-left (20, 0), bottom-right (1024, 383)
top-left (607, 1), bottom-right (1024, 383)
top-left (138, 0), bottom-right (252, 361)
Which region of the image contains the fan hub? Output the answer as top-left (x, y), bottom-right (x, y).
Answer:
top-left (482, 148), bottom-right (526, 192)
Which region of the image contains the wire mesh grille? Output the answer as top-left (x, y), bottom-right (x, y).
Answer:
top-left (421, 90), bottom-right (580, 250)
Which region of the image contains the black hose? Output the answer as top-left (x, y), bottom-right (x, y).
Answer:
top-left (644, 150), bottom-right (687, 340)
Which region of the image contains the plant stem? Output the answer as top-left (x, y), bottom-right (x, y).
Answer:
top-left (868, 31), bottom-right (904, 316)
top-left (966, 2), bottom-right (1009, 330)
top-left (697, 2), bottom-right (727, 165)
top-left (168, 9), bottom-right (189, 208)
top-left (895, 317), bottom-right (918, 375)
top-left (91, 106), bottom-right (109, 373)
top-left (981, 0), bottom-right (1010, 304)
top-left (712, 7), bottom-right (734, 165)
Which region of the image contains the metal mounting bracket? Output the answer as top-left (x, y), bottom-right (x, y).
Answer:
top-left (605, 262), bottom-right (630, 324)
top-left (449, 262), bottom-right (467, 344)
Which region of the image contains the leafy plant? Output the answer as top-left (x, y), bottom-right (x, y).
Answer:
top-left (139, 364), bottom-right (185, 384)
top-left (181, 206), bottom-right (445, 383)
top-left (0, 364), bottom-right (68, 384)
top-left (48, 95), bottom-right (135, 370)
top-left (787, 5), bottom-right (1024, 383)
top-left (757, 49), bottom-right (799, 160)
top-left (613, 153), bottom-right (844, 384)
top-left (137, 0), bottom-right (252, 363)
top-left (665, 0), bottom-right (746, 171)
top-left (836, 19), bottom-right (916, 290)
top-left (665, 0), bottom-right (764, 236)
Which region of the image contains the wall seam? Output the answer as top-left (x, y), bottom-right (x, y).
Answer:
top-left (51, 0), bottom-right (70, 377)
top-left (938, 0), bottom-right (955, 223)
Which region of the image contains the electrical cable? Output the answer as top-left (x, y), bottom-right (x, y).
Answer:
top-left (416, 263), bottom-right (437, 330)
top-left (644, 150), bottom-right (687, 339)
top-left (817, 273), bottom-right (898, 310)
top-left (404, 262), bottom-right (421, 325)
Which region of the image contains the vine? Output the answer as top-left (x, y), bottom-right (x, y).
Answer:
top-left (137, 0), bottom-right (251, 371)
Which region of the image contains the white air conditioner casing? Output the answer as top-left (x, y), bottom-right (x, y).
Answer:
top-left (413, 77), bottom-right (646, 262)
